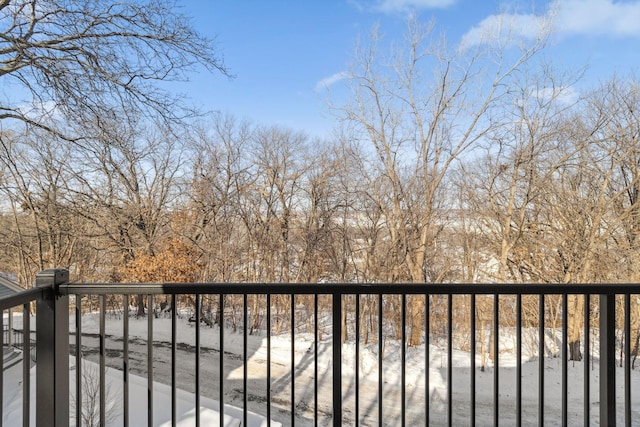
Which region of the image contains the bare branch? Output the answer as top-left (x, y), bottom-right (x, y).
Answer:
top-left (0, 0), bottom-right (229, 139)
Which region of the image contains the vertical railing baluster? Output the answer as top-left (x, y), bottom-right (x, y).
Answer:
top-left (147, 294), bottom-right (153, 427)
top-left (378, 293), bottom-right (383, 426)
top-left (332, 292), bottom-right (342, 427)
top-left (471, 294), bottom-right (476, 427)
top-left (584, 294), bottom-right (590, 427)
top-left (99, 295), bottom-right (105, 427)
top-left (625, 293), bottom-right (631, 427)
top-left (448, 294), bottom-right (453, 427)
top-left (123, 294), bottom-right (129, 427)
top-left (493, 294), bottom-right (499, 427)
top-left (196, 294), bottom-right (201, 427)
top-left (314, 294), bottom-right (318, 427)
top-left (355, 294), bottom-right (360, 427)
top-left (171, 294), bottom-right (177, 427)
top-left (267, 294), bottom-right (271, 426)
top-left (402, 294), bottom-right (406, 427)
top-left (291, 294), bottom-right (296, 427)
top-left (23, 302), bottom-right (29, 427)
top-left (76, 295), bottom-right (82, 427)
top-left (562, 294), bottom-right (567, 427)
top-left (1, 308), bottom-right (4, 423)
top-left (516, 294), bottom-right (522, 427)
top-left (599, 293), bottom-right (616, 427)
top-left (243, 294), bottom-right (248, 427)
top-left (425, 294), bottom-right (430, 427)
top-left (539, 294), bottom-right (544, 427)
top-left (220, 293), bottom-right (225, 427)
top-left (8, 307), bottom-right (13, 348)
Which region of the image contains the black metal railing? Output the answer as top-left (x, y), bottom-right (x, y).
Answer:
top-left (0, 269), bottom-right (638, 426)
top-left (3, 324), bottom-right (21, 349)
top-left (4, 325), bottom-right (36, 352)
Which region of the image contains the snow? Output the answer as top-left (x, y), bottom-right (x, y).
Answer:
top-left (1, 355), bottom-right (268, 427)
top-left (3, 311), bottom-right (640, 426)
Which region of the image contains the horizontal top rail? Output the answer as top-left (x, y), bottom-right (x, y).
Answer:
top-left (0, 286), bottom-right (44, 310)
top-left (59, 281), bottom-right (640, 295)
top-left (0, 282), bottom-right (638, 305)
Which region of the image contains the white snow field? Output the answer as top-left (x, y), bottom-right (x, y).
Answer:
top-left (2, 356), bottom-right (254, 427)
top-left (3, 311), bottom-right (640, 426)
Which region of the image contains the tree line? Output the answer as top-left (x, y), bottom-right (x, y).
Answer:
top-left (2, 3), bottom-right (640, 358)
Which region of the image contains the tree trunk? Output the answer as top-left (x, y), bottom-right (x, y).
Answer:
top-left (480, 319), bottom-right (487, 372)
top-left (569, 340), bottom-right (582, 362)
top-left (408, 295), bottom-right (424, 346)
top-left (136, 294), bottom-right (146, 317)
top-left (251, 296), bottom-right (262, 334)
top-left (568, 295), bottom-right (583, 361)
top-left (488, 320), bottom-right (495, 363)
top-left (341, 295), bottom-right (348, 344)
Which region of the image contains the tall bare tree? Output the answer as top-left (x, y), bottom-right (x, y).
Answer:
top-left (0, 128), bottom-right (87, 284)
top-left (336, 17), bottom-right (548, 345)
top-left (185, 114), bottom-right (253, 282)
top-left (294, 141), bottom-right (350, 283)
top-left (549, 78), bottom-right (640, 360)
top-left (243, 126), bottom-right (309, 283)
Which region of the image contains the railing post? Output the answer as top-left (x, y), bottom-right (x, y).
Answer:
top-left (35, 269), bottom-right (69, 427)
top-left (599, 293), bottom-right (615, 427)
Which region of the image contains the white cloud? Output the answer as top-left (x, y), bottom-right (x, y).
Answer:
top-left (460, 13), bottom-right (548, 50)
top-left (555, 0), bottom-right (640, 37)
top-left (374, 0), bottom-right (457, 13)
top-left (533, 86), bottom-right (579, 106)
top-left (461, 0), bottom-right (640, 48)
top-left (315, 71), bottom-right (349, 92)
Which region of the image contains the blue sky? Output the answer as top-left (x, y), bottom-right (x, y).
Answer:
top-left (180, 0), bottom-right (640, 138)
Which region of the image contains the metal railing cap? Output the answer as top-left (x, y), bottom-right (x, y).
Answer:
top-left (35, 269), bottom-right (69, 291)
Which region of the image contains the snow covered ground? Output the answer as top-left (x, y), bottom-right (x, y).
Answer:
top-left (2, 356), bottom-right (256, 427)
top-left (3, 311), bottom-right (640, 426)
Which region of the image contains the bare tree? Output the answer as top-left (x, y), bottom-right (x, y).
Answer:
top-left (0, 0), bottom-right (228, 286)
top-left (487, 76), bottom-right (640, 360)
top-left (0, 0), bottom-right (228, 140)
top-left (242, 125), bottom-right (309, 283)
top-left (64, 118), bottom-right (187, 315)
top-left (335, 16), bottom-right (548, 345)
top-left (71, 362), bottom-right (117, 427)
top-left (0, 128), bottom-right (91, 285)
top-left (294, 141), bottom-right (350, 283)
top-left (549, 78), bottom-right (640, 360)
top-left (185, 114), bottom-right (254, 282)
